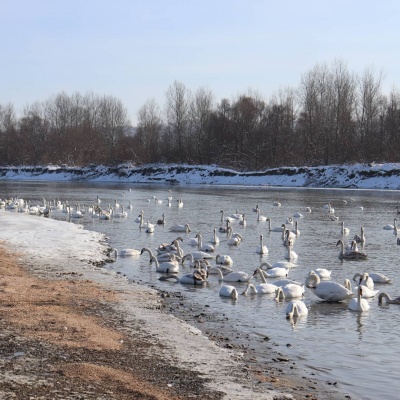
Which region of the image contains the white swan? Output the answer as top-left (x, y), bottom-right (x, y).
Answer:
top-left (177, 198), bottom-right (184, 208)
top-left (284, 240), bottom-right (298, 261)
top-left (275, 284), bottom-right (304, 299)
top-left (282, 225), bottom-right (296, 244)
top-left (134, 210), bottom-right (144, 223)
top-left (256, 234), bottom-right (268, 254)
top-left (220, 210), bottom-right (235, 224)
top-left (352, 272), bottom-right (374, 290)
top-left (286, 300), bottom-right (308, 318)
top-left (257, 266), bottom-right (288, 278)
top-left (353, 271), bottom-right (391, 285)
top-left (239, 213), bottom-right (247, 227)
top-left (242, 281), bottom-right (278, 295)
top-left (259, 260), bottom-right (296, 270)
top-left (216, 254), bottom-right (233, 265)
top-left (195, 233), bottom-right (215, 252)
top-left (219, 285), bottom-right (239, 299)
top-left (149, 255), bottom-right (179, 273)
top-left (256, 209), bottom-right (267, 222)
top-left (115, 248), bottom-right (141, 257)
top-left (226, 226), bottom-right (242, 246)
top-left (309, 268), bottom-right (332, 279)
top-left (209, 267), bottom-right (251, 282)
top-left (348, 286), bottom-right (370, 312)
top-left (169, 223), bottom-right (191, 233)
top-left (229, 209), bottom-right (243, 220)
top-left (266, 218), bottom-right (284, 232)
top-left (341, 221), bottom-right (350, 236)
top-left (383, 218), bottom-right (397, 230)
top-left (344, 278), bottom-right (379, 298)
top-left (336, 239), bottom-right (367, 260)
top-left (378, 293), bottom-right (400, 305)
top-left (292, 221), bottom-right (300, 236)
top-left (209, 228), bottom-right (220, 245)
top-left (354, 226), bottom-right (365, 243)
top-left (305, 273), bottom-right (353, 302)
top-left (113, 205), bottom-right (128, 218)
top-left (273, 201), bottom-right (281, 207)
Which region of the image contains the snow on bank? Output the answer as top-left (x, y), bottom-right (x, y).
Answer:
top-left (0, 211), bottom-right (282, 399)
top-left (1, 163), bottom-right (400, 189)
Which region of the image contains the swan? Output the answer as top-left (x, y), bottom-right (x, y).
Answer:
top-left (113, 205), bottom-right (128, 218)
top-left (177, 198), bottom-right (184, 208)
top-left (256, 234), bottom-right (268, 254)
top-left (272, 278), bottom-right (304, 287)
top-left (259, 260), bottom-right (296, 270)
top-left (256, 209), bottom-right (267, 222)
top-left (218, 219), bottom-right (230, 233)
top-left (229, 209), bottom-right (243, 220)
top-left (169, 223), bottom-right (191, 233)
top-left (275, 284), bottom-right (305, 299)
top-left (266, 218), bottom-right (284, 232)
top-left (142, 246), bottom-right (181, 263)
top-left (353, 271), bottom-right (391, 285)
top-left (341, 221), bottom-right (350, 236)
top-left (344, 278), bottom-right (379, 298)
top-left (293, 212), bottom-right (304, 218)
top-left (286, 300), bottom-right (308, 318)
top-left (256, 266), bottom-right (288, 279)
top-left (138, 213), bottom-right (155, 230)
top-left (209, 228), bottom-right (220, 245)
top-left (306, 207), bottom-right (312, 213)
top-left (216, 254), bottom-right (233, 265)
top-left (159, 270), bottom-right (208, 285)
top-left (246, 269), bottom-right (280, 294)
top-left (305, 273), bottom-right (354, 302)
top-left (253, 204), bottom-right (260, 213)
top-left (226, 226), bottom-right (242, 246)
top-left (336, 239), bottom-right (367, 260)
top-left (219, 285), bottom-right (239, 299)
top-left (378, 293), bottom-right (400, 305)
top-left (282, 225), bottom-right (296, 243)
top-left (354, 226), bottom-right (365, 243)
top-left (348, 286), bottom-right (370, 312)
top-left (285, 217), bottom-right (293, 225)
top-left (195, 233), bottom-right (215, 252)
top-left (134, 210), bottom-right (144, 223)
top-left (157, 213), bottom-right (166, 225)
top-left (156, 237), bottom-right (184, 256)
top-left (273, 201), bottom-right (281, 207)
top-left (114, 199), bottom-right (120, 209)
top-left (284, 240), bottom-right (298, 261)
top-left (149, 255), bottom-right (179, 273)
top-left (309, 269), bottom-right (332, 279)
top-left (209, 267), bottom-right (251, 282)
top-left (242, 281), bottom-right (278, 295)
top-left (220, 210), bottom-right (235, 224)
top-left (292, 221), bottom-right (300, 236)
top-left (324, 202), bottom-right (335, 214)
top-left (383, 218), bottom-right (397, 230)
top-left (115, 248), bottom-right (141, 257)
top-left (68, 206), bottom-right (84, 219)
top-left (352, 272), bottom-right (374, 290)
top-left (145, 220), bottom-right (155, 233)
top-left (238, 213), bottom-right (247, 227)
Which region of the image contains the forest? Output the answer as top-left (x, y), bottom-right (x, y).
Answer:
top-left (1, 60), bottom-right (400, 170)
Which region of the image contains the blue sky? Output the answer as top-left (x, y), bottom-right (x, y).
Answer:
top-left (1, 0), bottom-right (399, 125)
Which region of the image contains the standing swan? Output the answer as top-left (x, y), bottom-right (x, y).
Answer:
top-left (348, 286), bottom-right (370, 312)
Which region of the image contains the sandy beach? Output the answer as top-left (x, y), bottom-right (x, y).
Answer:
top-left (0, 212), bottom-right (347, 399)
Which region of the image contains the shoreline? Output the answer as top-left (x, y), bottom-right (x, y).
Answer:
top-left (0, 211), bottom-right (349, 399)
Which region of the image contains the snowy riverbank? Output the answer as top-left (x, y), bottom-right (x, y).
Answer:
top-left (1, 163), bottom-right (400, 189)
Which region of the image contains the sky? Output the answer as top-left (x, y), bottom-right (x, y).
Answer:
top-left (1, 0), bottom-right (399, 125)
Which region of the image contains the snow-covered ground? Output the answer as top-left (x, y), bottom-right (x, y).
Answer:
top-left (1, 162), bottom-right (400, 189)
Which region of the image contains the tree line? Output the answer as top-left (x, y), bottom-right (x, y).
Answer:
top-left (1, 60), bottom-right (400, 170)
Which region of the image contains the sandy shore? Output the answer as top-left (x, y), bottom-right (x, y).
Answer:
top-left (0, 212), bottom-right (349, 399)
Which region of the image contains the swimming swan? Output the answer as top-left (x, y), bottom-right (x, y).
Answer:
top-left (195, 233), bottom-right (215, 252)
top-left (348, 286), bottom-right (370, 312)
top-left (159, 271), bottom-right (207, 285)
top-left (378, 293), bottom-right (400, 305)
top-left (242, 281), bottom-right (278, 295)
top-left (169, 223), bottom-right (191, 233)
top-left (305, 273), bottom-right (354, 302)
top-left (209, 267), bottom-right (251, 282)
top-left (286, 300), bottom-right (308, 318)
top-left (219, 285), bottom-right (239, 299)
top-left (354, 226), bottom-right (365, 243)
top-left (336, 239), bottom-right (367, 260)
top-left (344, 278), bottom-right (379, 298)
top-left (149, 255), bottom-right (179, 273)
top-left (266, 218), bottom-right (284, 232)
top-left (275, 284), bottom-right (305, 299)
top-left (256, 234), bottom-right (268, 254)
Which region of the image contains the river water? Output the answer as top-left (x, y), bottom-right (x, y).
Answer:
top-left (1, 180), bottom-right (400, 399)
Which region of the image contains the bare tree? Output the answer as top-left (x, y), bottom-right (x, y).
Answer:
top-left (164, 80), bottom-right (191, 161)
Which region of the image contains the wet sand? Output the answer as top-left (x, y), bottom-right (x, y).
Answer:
top-left (0, 239), bottom-right (350, 399)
